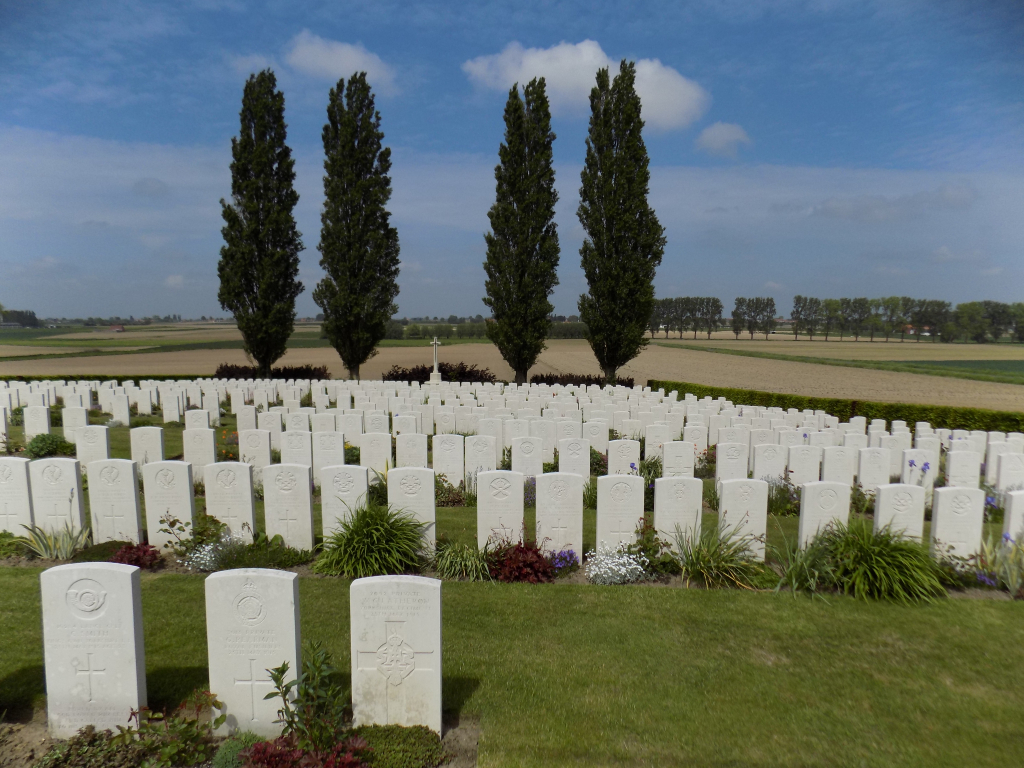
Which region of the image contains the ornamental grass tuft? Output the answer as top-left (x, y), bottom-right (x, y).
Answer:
top-left (673, 523), bottom-right (766, 590)
top-left (314, 503), bottom-right (427, 578)
top-left (433, 539), bottom-right (491, 581)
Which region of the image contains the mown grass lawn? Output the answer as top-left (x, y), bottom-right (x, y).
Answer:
top-left (1, 567), bottom-right (1023, 767)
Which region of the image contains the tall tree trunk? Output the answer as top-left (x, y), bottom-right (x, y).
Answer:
top-left (515, 369), bottom-right (528, 385)
top-left (604, 366), bottom-right (617, 384)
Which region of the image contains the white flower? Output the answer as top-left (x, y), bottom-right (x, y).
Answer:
top-left (584, 542), bottom-right (649, 585)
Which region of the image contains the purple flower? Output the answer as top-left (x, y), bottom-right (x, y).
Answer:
top-left (1003, 532), bottom-right (1015, 544)
top-left (922, 462), bottom-right (930, 472)
top-left (908, 459), bottom-right (916, 468)
top-left (976, 572), bottom-right (997, 587)
top-left (630, 462), bottom-right (637, 469)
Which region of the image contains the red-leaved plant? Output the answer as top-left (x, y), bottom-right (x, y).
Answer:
top-left (487, 540), bottom-right (555, 583)
top-left (241, 735), bottom-right (370, 768)
top-left (111, 543), bottom-right (161, 569)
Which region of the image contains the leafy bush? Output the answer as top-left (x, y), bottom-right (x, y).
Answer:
top-left (72, 540), bottom-right (130, 563)
top-left (110, 690), bottom-right (225, 767)
top-left (766, 477), bottom-right (800, 517)
top-left (529, 372), bottom-right (634, 386)
top-left (582, 477), bottom-right (597, 509)
top-left (971, 533), bottom-right (1024, 598)
top-left (214, 363), bottom-right (331, 380)
top-left (34, 725), bottom-right (149, 768)
top-left (382, 361), bottom-right (496, 384)
top-left (0, 530), bottom-right (25, 558)
top-left (703, 478), bottom-right (719, 511)
top-left (266, 642), bottom-right (350, 753)
top-left (487, 539), bottom-right (555, 583)
top-left (242, 735), bottom-right (369, 768)
top-left (589, 447), bottom-right (606, 476)
top-left (673, 523), bottom-right (766, 589)
top-left (314, 504), bottom-right (427, 577)
top-left (111, 543), bottom-right (161, 569)
top-left (626, 519), bottom-right (681, 577)
top-left (549, 548), bottom-right (580, 577)
top-left (694, 446), bottom-right (716, 479)
top-left (218, 430), bottom-right (239, 462)
top-left (652, 378), bottom-right (1024, 432)
top-left (799, 519), bottom-right (946, 603)
top-left (212, 732), bottom-right (262, 768)
top-left (498, 446), bottom-right (512, 470)
top-left (433, 474), bottom-right (466, 507)
top-left (433, 539), bottom-right (491, 581)
top-left (159, 512), bottom-right (228, 556)
top-left (24, 433), bottom-right (76, 459)
top-left (345, 444), bottom-right (360, 464)
top-left (218, 530), bottom-right (314, 571)
top-left (353, 724), bottom-right (448, 768)
top-left (22, 522), bottom-right (91, 560)
top-left (584, 543), bottom-right (649, 585)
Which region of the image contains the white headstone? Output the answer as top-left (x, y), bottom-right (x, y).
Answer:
top-left (87, 459), bottom-right (142, 544)
top-left (110, 395), bottom-right (131, 427)
top-left (535, 472), bottom-right (583, 553)
top-left (682, 424), bottom-right (708, 452)
top-left (395, 433), bottom-right (429, 468)
top-left (930, 487), bottom-right (984, 559)
top-left (183, 429), bottom-right (216, 481)
top-left (129, 427), bottom-right (163, 469)
top-left (432, 433), bottom-right (464, 485)
top-left (312, 431), bottom-right (346, 485)
top-left (596, 474), bottom-right (644, 548)
top-left (350, 575), bottom-right (442, 733)
top-left (653, 476), bottom-right (702, 547)
top-left (142, 461), bottom-right (194, 551)
top-left (387, 467), bottom-right (437, 550)
top-left (752, 443), bottom-right (786, 483)
top-left (239, 429), bottom-right (272, 471)
top-left (478, 418), bottom-right (503, 466)
top-left (511, 436), bottom-right (543, 478)
top-left (76, 425), bottom-right (110, 467)
top-left (360, 433), bottom-right (392, 481)
top-left (203, 462), bottom-right (256, 542)
top-left (262, 465), bottom-right (314, 550)
top-left (557, 437), bottom-right (590, 479)
top-left (821, 446), bottom-right (856, 485)
top-left (285, 412), bottom-right (310, 432)
top-left (321, 465), bottom-right (370, 533)
top-left (716, 442), bottom-right (749, 484)
top-left (257, 411), bottom-right (283, 451)
top-left (0, 457), bottom-right (34, 533)
top-left (607, 439), bottom-right (641, 476)
top-left (30, 458), bottom-right (85, 532)
top-left (184, 409), bottom-right (210, 430)
top-left (997, 452), bottom-right (1024, 494)
top-left (787, 445), bottom-right (822, 486)
top-left (476, 470), bottom-right (524, 548)
top-left (900, 449), bottom-right (938, 493)
top-left (42, 563), bottom-right (146, 738)
top-left (237, 405), bottom-right (257, 433)
top-left (464, 435), bottom-right (496, 486)
top-left (205, 569), bottom-right (300, 737)
top-left (874, 483), bottom-right (925, 540)
top-left (24, 405), bottom-right (51, 441)
top-left (281, 430), bottom-right (312, 469)
top-left (718, 478), bottom-right (769, 560)
top-left (365, 411), bottom-right (390, 434)
top-left (62, 407), bottom-right (89, 444)
top-left (1003, 489), bottom-right (1024, 542)
top-left (583, 420), bottom-right (610, 454)
top-left (945, 450), bottom-right (981, 489)
top-left (858, 447), bottom-right (891, 493)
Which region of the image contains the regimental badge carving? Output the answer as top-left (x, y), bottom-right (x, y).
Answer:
top-left (233, 581), bottom-right (267, 626)
top-left (42, 465), bottom-right (63, 485)
top-left (0, 466), bottom-right (11, 484)
top-left (217, 469), bottom-right (237, 489)
top-left (738, 484), bottom-right (753, 503)
top-left (764, 448), bottom-right (777, 460)
top-left (376, 625), bottom-right (416, 686)
top-left (520, 441), bottom-right (535, 456)
top-left (334, 472), bottom-right (354, 494)
top-left (548, 479), bottom-right (568, 499)
top-left (66, 578), bottom-right (107, 619)
top-left (400, 475), bottom-right (421, 496)
top-left (567, 442), bottom-right (581, 458)
top-left (490, 477), bottom-right (511, 500)
top-left (99, 466), bottom-right (119, 486)
top-left (286, 434), bottom-right (303, 450)
top-left (617, 444), bottom-right (631, 460)
top-left (320, 435), bottom-right (336, 450)
top-left (952, 493), bottom-right (972, 515)
top-left (192, 433), bottom-right (205, 445)
top-left (155, 468), bottom-right (175, 489)
top-left (674, 482), bottom-right (688, 501)
top-left (818, 488), bottom-right (838, 511)
top-left (370, 438), bottom-right (382, 451)
top-left (245, 433), bottom-right (261, 449)
top-left (892, 491), bottom-right (913, 514)
top-left (275, 471), bottom-right (297, 492)
top-left (610, 481), bottom-right (632, 503)
top-left (83, 431), bottom-right (98, 445)
top-left (473, 440), bottom-right (488, 454)
top-left (440, 438), bottom-right (454, 453)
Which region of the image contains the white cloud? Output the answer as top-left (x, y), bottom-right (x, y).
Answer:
top-left (228, 53), bottom-right (274, 75)
top-left (695, 122), bottom-right (752, 158)
top-left (462, 40), bottom-right (709, 130)
top-left (285, 30), bottom-right (397, 94)
top-left (808, 184), bottom-right (977, 222)
top-left (164, 275), bottom-right (184, 288)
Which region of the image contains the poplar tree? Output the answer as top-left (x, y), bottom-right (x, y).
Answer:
top-left (578, 61), bottom-right (666, 383)
top-left (218, 70), bottom-right (304, 377)
top-left (483, 78), bottom-right (560, 384)
top-left (314, 73), bottom-right (400, 380)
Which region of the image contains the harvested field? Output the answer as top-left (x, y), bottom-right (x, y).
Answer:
top-left (2, 338), bottom-right (1023, 412)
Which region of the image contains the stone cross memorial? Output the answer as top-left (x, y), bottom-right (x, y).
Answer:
top-left (206, 569), bottom-right (300, 737)
top-left (350, 575), bottom-right (442, 734)
top-left (42, 563), bottom-right (146, 738)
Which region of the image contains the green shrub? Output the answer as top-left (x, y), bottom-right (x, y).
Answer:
top-left (627, 519), bottom-right (681, 577)
top-left (589, 447), bottom-right (606, 476)
top-left (499, 446), bottom-right (512, 470)
top-left (218, 531), bottom-right (313, 571)
top-left (767, 477), bottom-right (799, 517)
top-left (314, 503), bottom-right (427, 577)
top-left (72, 540), bottom-right (132, 563)
top-left (266, 641), bottom-right (348, 753)
top-left (433, 539), bottom-right (491, 581)
top-left (34, 725), bottom-right (148, 768)
top-left (813, 519), bottom-right (945, 603)
top-left (673, 522), bottom-right (767, 589)
top-left (772, 529), bottom-right (835, 598)
top-left (345, 444), bottom-right (360, 464)
top-left (24, 433), bottom-right (76, 459)
top-left (973, 533), bottom-right (1024, 598)
top-left (110, 690), bottom-right (225, 767)
top-left (158, 512), bottom-right (228, 557)
top-left (354, 724), bottom-right (449, 768)
top-left (22, 523), bottom-right (91, 560)
top-left (433, 474), bottom-right (465, 507)
top-left (0, 530), bottom-right (25, 558)
top-left (212, 731), bottom-right (262, 768)
top-left (652, 379), bottom-right (1024, 432)
top-left (582, 477), bottom-right (597, 509)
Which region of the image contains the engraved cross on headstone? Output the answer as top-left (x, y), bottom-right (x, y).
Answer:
top-left (234, 657), bottom-right (274, 722)
top-left (73, 652), bottom-right (106, 702)
top-left (609, 516), bottom-right (634, 541)
top-left (356, 620), bottom-right (435, 723)
top-left (279, 506), bottom-right (300, 538)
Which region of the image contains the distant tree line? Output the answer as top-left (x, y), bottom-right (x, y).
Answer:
top-left (791, 296), bottom-right (1024, 343)
top-left (647, 297), bottom-right (725, 339)
top-left (731, 297), bottom-right (778, 339)
top-left (0, 309), bottom-right (40, 328)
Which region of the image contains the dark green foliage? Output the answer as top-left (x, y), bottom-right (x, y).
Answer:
top-left (529, 372), bottom-right (634, 387)
top-left (214, 363), bottom-right (330, 380)
top-left (71, 540), bottom-right (130, 563)
top-left (766, 477), bottom-right (800, 517)
top-left (627, 519), bottom-right (681, 577)
top-left (218, 531), bottom-right (313, 571)
top-left (24, 433), bottom-right (76, 459)
top-left (577, 61), bottom-right (666, 383)
top-left (314, 73), bottom-right (400, 380)
top-left (651, 379), bottom-right (1024, 431)
top-left (354, 724), bottom-right (449, 768)
top-left (212, 732), bottom-right (262, 768)
top-left (382, 362), bottom-right (496, 384)
top-left (110, 691), bottom-right (225, 767)
top-left (345, 444), bottom-right (361, 464)
top-left (483, 78), bottom-right (560, 384)
top-left (34, 726), bottom-right (148, 768)
top-left (0, 530), bottom-right (23, 558)
top-left (498, 446), bottom-right (512, 470)
top-left (433, 538), bottom-right (491, 581)
top-left (218, 70), bottom-right (305, 377)
top-left (434, 474), bottom-right (466, 507)
top-left (159, 513), bottom-right (227, 557)
top-left (589, 447), bottom-right (606, 476)
top-left (545, 322), bottom-right (589, 339)
top-left (8, 406), bottom-right (23, 426)
top-left (314, 504), bottom-right (427, 577)
top-left (266, 641), bottom-right (350, 753)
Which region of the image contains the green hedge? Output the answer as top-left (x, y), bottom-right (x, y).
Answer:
top-left (649, 379), bottom-right (1024, 432)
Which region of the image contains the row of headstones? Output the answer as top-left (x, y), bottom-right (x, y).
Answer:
top-left (41, 564), bottom-right (441, 738)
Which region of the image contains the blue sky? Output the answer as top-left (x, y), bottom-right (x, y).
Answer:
top-left (1, 0), bottom-right (1022, 319)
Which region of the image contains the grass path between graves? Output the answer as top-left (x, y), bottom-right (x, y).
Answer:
top-left (1, 568), bottom-right (1023, 768)
top-left (650, 341), bottom-right (1024, 386)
